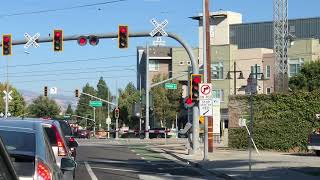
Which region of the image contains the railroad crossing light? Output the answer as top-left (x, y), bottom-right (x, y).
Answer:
top-left (75, 89), bottom-right (79, 97)
top-left (115, 108), bottom-right (120, 119)
top-left (190, 74), bottom-right (202, 104)
top-left (77, 35), bottom-right (99, 46)
top-left (77, 36), bottom-right (87, 46)
top-left (53, 30), bottom-right (63, 52)
top-left (2, 34), bottom-right (12, 56)
top-left (118, 25), bottom-right (128, 49)
top-left (89, 35), bottom-right (99, 46)
top-left (44, 86), bottom-right (48, 97)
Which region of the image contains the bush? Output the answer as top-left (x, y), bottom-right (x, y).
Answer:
top-left (229, 91), bottom-right (320, 152)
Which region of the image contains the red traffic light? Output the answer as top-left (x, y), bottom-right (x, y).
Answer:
top-left (193, 76), bottom-right (201, 84)
top-left (120, 27), bottom-right (127, 33)
top-left (186, 97), bottom-right (193, 105)
top-left (3, 36), bottom-right (10, 43)
top-left (53, 30), bottom-right (63, 52)
top-left (55, 31), bottom-right (61, 38)
top-left (77, 36), bottom-right (87, 46)
top-left (89, 36), bottom-right (99, 46)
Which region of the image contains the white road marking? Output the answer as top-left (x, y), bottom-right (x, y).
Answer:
top-left (131, 149), bottom-right (136, 152)
top-left (91, 166), bottom-right (141, 173)
top-left (141, 157), bottom-right (145, 160)
top-left (84, 161), bottom-right (98, 180)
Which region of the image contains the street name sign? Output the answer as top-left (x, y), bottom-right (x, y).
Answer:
top-left (89, 101), bottom-right (102, 107)
top-left (165, 83), bottom-right (177, 90)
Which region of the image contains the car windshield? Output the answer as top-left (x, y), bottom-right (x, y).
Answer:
top-left (0, 130), bottom-right (35, 177)
top-left (58, 121), bottom-right (72, 136)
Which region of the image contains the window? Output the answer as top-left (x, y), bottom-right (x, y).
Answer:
top-left (149, 60), bottom-right (160, 71)
top-left (213, 89), bottom-right (224, 102)
top-left (266, 87), bottom-right (271, 94)
top-left (266, 65), bottom-right (271, 79)
top-left (289, 58), bottom-right (304, 77)
top-left (187, 61), bottom-right (192, 66)
top-left (179, 61), bottom-right (184, 65)
top-left (211, 62), bottom-right (224, 79)
top-left (251, 65), bottom-right (262, 79)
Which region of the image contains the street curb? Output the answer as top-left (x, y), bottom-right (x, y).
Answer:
top-left (162, 149), bottom-right (234, 180)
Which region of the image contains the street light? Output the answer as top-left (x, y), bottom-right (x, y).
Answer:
top-left (226, 62), bottom-right (245, 95)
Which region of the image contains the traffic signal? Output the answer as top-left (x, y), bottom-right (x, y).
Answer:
top-left (118, 25), bottom-right (128, 48)
top-left (53, 30), bottom-right (63, 52)
top-left (184, 96), bottom-right (195, 108)
top-left (75, 89), bottom-right (79, 97)
top-left (44, 86), bottom-right (48, 97)
top-left (190, 74), bottom-right (202, 103)
top-left (88, 35), bottom-right (99, 46)
top-left (77, 36), bottom-right (87, 46)
top-left (2, 34), bottom-right (12, 56)
top-left (77, 35), bottom-right (99, 46)
top-left (115, 108), bottom-right (120, 119)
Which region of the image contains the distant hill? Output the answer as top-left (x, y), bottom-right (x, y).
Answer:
top-left (20, 89), bottom-right (77, 112)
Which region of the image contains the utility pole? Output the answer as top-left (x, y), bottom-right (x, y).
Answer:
top-left (145, 44), bottom-right (150, 139)
top-left (107, 92), bottom-right (111, 139)
top-left (93, 107), bottom-right (96, 137)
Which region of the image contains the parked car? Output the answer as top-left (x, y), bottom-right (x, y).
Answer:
top-left (78, 129), bottom-right (91, 139)
top-left (57, 120), bottom-right (78, 158)
top-left (0, 118), bottom-right (76, 180)
top-left (41, 119), bottom-right (78, 179)
top-left (307, 129), bottom-right (320, 156)
top-left (0, 137), bottom-right (19, 180)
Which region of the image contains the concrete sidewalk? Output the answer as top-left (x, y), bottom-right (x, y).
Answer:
top-left (156, 144), bottom-right (320, 180)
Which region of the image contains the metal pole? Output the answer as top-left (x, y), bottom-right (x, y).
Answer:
top-left (249, 92), bottom-right (253, 177)
top-left (234, 61), bottom-right (237, 95)
top-left (145, 44), bottom-right (150, 139)
top-left (176, 113), bottom-right (178, 139)
top-left (93, 107), bottom-right (96, 137)
top-left (139, 74), bottom-right (142, 133)
top-left (5, 57), bottom-right (9, 118)
top-left (203, 0), bottom-right (208, 161)
top-left (108, 92), bottom-right (110, 139)
top-left (107, 124), bottom-right (110, 139)
top-left (116, 116), bottom-right (119, 139)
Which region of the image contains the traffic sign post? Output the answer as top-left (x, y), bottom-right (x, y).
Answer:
top-left (165, 83), bottom-right (177, 90)
top-left (89, 101), bottom-right (102, 107)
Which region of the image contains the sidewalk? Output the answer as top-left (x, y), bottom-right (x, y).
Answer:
top-left (156, 144), bottom-right (320, 180)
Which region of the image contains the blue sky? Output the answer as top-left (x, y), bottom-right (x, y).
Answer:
top-left (0, 0), bottom-right (319, 97)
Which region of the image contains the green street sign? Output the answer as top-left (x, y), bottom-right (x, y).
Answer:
top-left (89, 101), bottom-right (102, 107)
top-left (165, 83), bottom-right (177, 90)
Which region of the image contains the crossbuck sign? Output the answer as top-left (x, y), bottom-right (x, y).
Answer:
top-left (24, 33), bottom-right (40, 49)
top-left (149, 18), bottom-right (168, 37)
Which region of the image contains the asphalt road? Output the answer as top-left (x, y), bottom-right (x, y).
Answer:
top-left (75, 139), bottom-right (220, 180)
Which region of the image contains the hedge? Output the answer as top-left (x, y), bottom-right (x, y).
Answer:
top-left (229, 91), bottom-right (320, 152)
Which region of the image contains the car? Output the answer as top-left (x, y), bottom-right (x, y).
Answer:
top-left (307, 129), bottom-right (320, 156)
top-left (0, 137), bottom-right (19, 180)
top-left (41, 119), bottom-right (78, 179)
top-left (78, 129), bottom-right (90, 139)
top-left (0, 118), bottom-right (76, 180)
top-left (57, 120), bottom-right (78, 158)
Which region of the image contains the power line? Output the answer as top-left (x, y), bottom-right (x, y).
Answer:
top-left (0, 0), bottom-right (128, 18)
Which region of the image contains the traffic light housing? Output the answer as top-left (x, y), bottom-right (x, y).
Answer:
top-left (118, 25), bottom-right (128, 48)
top-left (53, 30), bottom-right (63, 52)
top-left (75, 89), bottom-right (79, 97)
top-left (115, 108), bottom-right (120, 119)
top-left (2, 34), bottom-right (12, 56)
top-left (190, 74), bottom-right (202, 103)
top-left (44, 86), bottom-right (48, 97)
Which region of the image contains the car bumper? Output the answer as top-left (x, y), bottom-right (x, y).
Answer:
top-left (307, 145), bottom-right (320, 150)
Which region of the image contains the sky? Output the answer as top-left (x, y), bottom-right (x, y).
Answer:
top-left (0, 0), bottom-right (319, 97)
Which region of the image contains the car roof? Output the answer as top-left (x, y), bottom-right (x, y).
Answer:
top-left (0, 118), bottom-right (48, 131)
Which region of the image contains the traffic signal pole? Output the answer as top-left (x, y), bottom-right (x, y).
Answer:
top-left (145, 44), bottom-right (150, 139)
top-left (5, 31), bottom-right (200, 153)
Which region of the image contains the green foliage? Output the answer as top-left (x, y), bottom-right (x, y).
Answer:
top-left (118, 82), bottom-right (140, 127)
top-left (151, 74), bottom-right (182, 128)
top-left (0, 84), bottom-right (26, 116)
top-left (96, 77), bottom-right (111, 130)
top-left (65, 104), bottom-right (73, 115)
top-left (28, 96), bottom-right (60, 118)
top-left (229, 91), bottom-right (320, 152)
top-left (289, 60), bottom-right (320, 91)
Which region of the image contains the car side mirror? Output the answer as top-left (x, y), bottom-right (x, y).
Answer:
top-left (61, 158), bottom-right (76, 172)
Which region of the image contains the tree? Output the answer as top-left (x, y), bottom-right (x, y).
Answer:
top-left (151, 74), bottom-right (183, 128)
top-left (28, 96), bottom-right (60, 118)
top-left (118, 82), bottom-right (140, 127)
top-left (289, 61), bottom-right (320, 91)
top-left (0, 83), bottom-right (26, 117)
top-left (65, 104), bottom-right (73, 115)
top-left (96, 77), bottom-right (111, 130)
top-left (75, 83), bottom-right (96, 128)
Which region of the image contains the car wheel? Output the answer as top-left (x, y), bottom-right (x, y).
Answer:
top-left (316, 150), bottom-right (320, 156)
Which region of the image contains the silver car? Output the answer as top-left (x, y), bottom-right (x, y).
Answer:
top-left (0, 118), bottom-right (76, 180)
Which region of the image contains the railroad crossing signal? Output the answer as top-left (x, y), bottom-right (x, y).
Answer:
top-left (118, 25), bottom-right (129, 49)
top-left (115, 108), bottom-right (120, 119)
top-left (2, 34), bottom-right (12, 56)
top-left (3, 90), bottom-right (13, 102)
top-left (53, 30), bottom-right (63, 52)
top-left (149, 18), bottom-right (168, 37)
top-left (77, 35), bottom-right (99, 46)
top-left (24, 33), bottom-right (40, 49)
top-left (44, 86), bottom-right (48, 97)
top-left (190, 74), bottom-right (202, 103)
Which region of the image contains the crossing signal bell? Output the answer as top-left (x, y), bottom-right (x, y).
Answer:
top-left (75, 89), bottom-right (79, 97)
top-left (190, 74), bottom-right (202, 104)
top-left (44, 86), bottom-right (48, 97)
top-left (118, 25), bottom-right (128, 49)
top-left (115, 108), bottom-right (120, 119)
top-left (2, 34), bottom-right (12, 56)
top-left (53, 30), bottom-right (63, 52)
